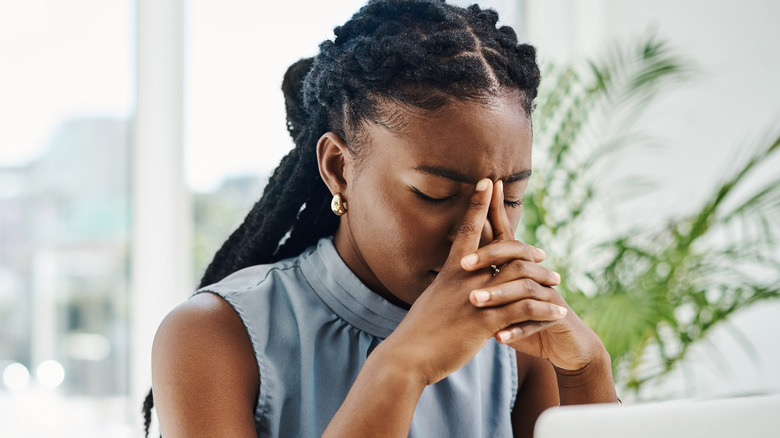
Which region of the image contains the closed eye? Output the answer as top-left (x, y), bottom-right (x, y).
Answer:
top-left (504, 199), bottom-right (522, 208)
top-left (411, 186), bottom-right (454, 205)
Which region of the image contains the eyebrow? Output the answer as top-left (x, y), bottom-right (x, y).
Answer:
top-left (414, 165), bottom-right (532, 184)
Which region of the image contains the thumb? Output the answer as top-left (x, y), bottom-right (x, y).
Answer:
top-left (446, 178), bottom-right (493, 266)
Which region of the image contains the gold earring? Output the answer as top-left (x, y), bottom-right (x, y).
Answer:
top-left (331, 193), bottom-right (347, 216)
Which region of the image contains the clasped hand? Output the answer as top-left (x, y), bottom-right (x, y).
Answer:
top-left (381, 178), bottom-right (605, 386)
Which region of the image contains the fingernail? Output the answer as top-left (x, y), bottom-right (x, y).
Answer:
top-left (553, 271), bottom-right (561, 283)
top-left (476, 179), bottom-right (489, 192)
top-left (557, 305), bottom-right (568, 316)
top-left (496, 179), bottom-right (504, 194)
top-left (461, 253), bottom-right (478, 267)
top-left (535, 247), bottom-right (546, 258)
top-left (473, 290), bottom-right (490, 304)
top-left (497, 330), bottom-right (512, 343)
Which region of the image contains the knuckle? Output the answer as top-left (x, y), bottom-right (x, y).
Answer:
top-left (483, 245), bottom-right (499, 258)
top-left (519, 299), bottom-right (534, 314)
top-left (468, 197), bottom-right (485, 209)
top-left (508, 259), bottom-right (527, 275)
top-left (454, 221), bottom-right (478, 237)
top-left (521, 278), bottom-right (536, 297)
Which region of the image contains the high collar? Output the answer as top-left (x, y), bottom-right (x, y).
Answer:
top-left (301, 237), bottom-right (409, 339)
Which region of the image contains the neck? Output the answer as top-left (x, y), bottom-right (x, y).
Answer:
top-left (332, 226), bottom-right (411, 310)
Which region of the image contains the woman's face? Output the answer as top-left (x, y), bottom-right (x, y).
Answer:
top-left (333, 93), bottom-right (533, 306)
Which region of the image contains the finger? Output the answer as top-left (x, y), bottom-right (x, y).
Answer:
top-left (499, 259), bottom-right (561, 287)
top-left (496, 320), bottom-right (559, 344)
top-left (447, 178), bottom-right (493, 263)
top-left (470, 279), bottom-right (561, 308)
top-left (483, 298), bottom-right (567, 336)
top-left (480, 215), bottom-right (494, 248)
top-left (488, 180), bottom-right (514, 242)
top-left (461, 240), bottom-right (548, 271)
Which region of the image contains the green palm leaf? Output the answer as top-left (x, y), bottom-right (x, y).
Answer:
top-left (523, 34), bottom-right (780, 396)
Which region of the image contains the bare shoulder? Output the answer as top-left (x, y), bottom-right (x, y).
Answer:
top-left (152, 292), bottom-right (259, 437)
top-left (154, 292), bottom-right (253, 348)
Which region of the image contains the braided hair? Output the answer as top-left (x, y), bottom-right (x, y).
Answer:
top-left (143, 0), bottom-right (540, 435)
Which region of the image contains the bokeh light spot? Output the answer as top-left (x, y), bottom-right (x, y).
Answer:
top-left (3, 363), bottom-right (30, 390)
top-left (37, 360), bottom-right (65, 388)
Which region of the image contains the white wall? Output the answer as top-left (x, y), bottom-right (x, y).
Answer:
top-left (524, 0), bottom-right (780, 399)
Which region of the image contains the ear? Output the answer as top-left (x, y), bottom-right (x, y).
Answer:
top-left (316, 132), bottom-right (353, 196)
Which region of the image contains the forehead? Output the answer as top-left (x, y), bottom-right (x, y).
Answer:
top-left (362, 95), bottom-right (533, 181)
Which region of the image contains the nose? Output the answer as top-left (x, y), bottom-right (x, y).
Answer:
top-left (446, 215), bottom-right (495, 248)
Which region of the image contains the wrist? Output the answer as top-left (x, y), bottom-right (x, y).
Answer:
top-left (369, 340), bottom-right (431, 389)
top-left (554, 347), bottom-right (617, 405)
top-left (553, 345), bottom-right (611, 377)
top-left (323, 340), bottom-right (427, 437)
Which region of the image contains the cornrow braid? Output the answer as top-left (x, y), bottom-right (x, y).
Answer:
top-left (143, 1), bottom-right (540, 434)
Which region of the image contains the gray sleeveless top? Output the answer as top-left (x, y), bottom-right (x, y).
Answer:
top-left (197, 237), bottom-right (518, 437)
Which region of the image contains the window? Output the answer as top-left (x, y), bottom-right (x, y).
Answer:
top-left (0, 1), bottom-right (135, 436)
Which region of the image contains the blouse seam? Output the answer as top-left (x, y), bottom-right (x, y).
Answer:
top-left (196, 262), bottom-right (302, 432)
top-left (301, 254), bottom-right (404, 337)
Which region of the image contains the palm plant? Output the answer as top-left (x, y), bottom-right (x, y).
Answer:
top-left (521, 35), bottom-right (780, 397)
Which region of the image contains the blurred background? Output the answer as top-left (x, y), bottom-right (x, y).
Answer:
top-left (0, 0), bottom-right (777, 436)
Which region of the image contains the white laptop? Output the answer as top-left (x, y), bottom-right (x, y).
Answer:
top-left (534, 393), bottom-right (780, 438)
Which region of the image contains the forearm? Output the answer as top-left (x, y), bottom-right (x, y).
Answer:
top-left (323, 343), bottom-right (427, 437)
top-left (554, 347), bottom-right (618, 405)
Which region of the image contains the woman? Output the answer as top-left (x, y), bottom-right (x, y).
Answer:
top-left (146, 0), bottom-right (618, 436)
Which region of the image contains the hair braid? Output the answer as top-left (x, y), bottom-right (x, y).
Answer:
top-left (197, 56), bottom-right (328, 287)
top-left (144, 1), bottom-right (541, 434)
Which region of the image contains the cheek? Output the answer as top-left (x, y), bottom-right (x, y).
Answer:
top-left (346, 170), bottom-right (459, 273)
top-left (389, 197), bottom-right (454, 246)
top-left (349, 184), bottom-right (419, 244)
top-left (359, 191), bottom-right (454, 260)
top-left (356, 173), bottom-right (453, 235)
